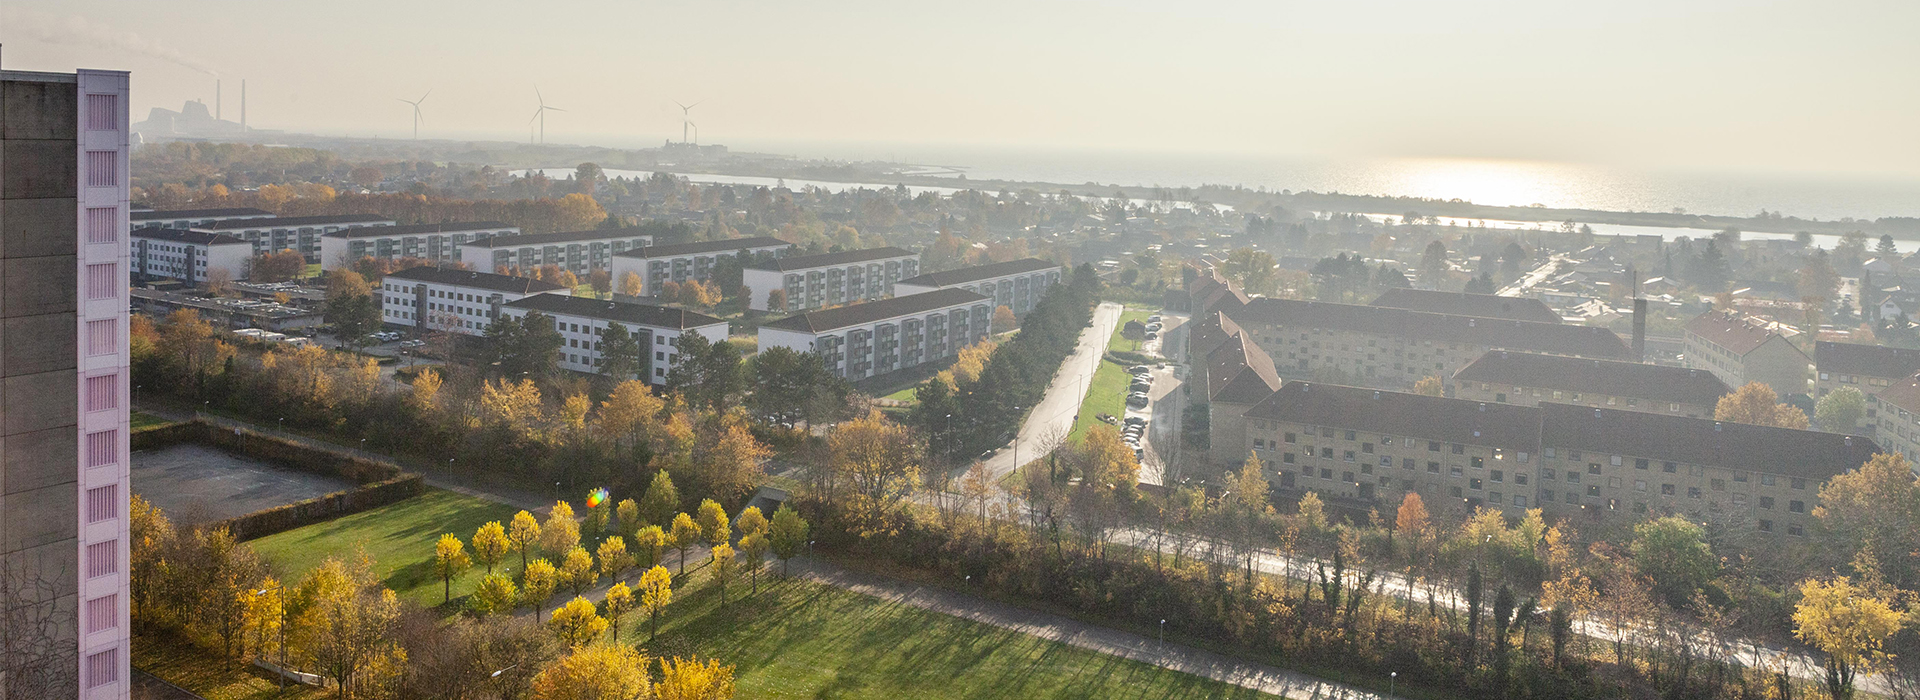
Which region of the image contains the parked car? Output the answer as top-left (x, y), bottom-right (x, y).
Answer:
top-left (1146, 323), bottom-right (1163, 332)
top-left (1144, 331), bottom-right (1158, 340)
top-left (1128, 365), bottom-right (1151, 373)
top-left (1148, 314), bottom-right (1161, 323)
top-left (1127, 394), bottom-right (1149, 408)
top-left (1124, 416), bottom-right (1147, 426)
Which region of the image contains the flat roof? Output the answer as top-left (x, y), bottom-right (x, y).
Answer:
top-left (384, 266), bottom-right (569, 294)
top-left (460, 227), bottom-right (655, 248)
top-left (1370, 288), bottom-right (1563, 324)
top-left (1453, 350), bottom-right (1730, 407)
top-left (760, 288), bottom-right (988, 334)
top-left (321, 221), bottom-right (516, 238)
top-left (613, 236), bottom-right (791, 259)
top-left (1228, 298), bottom-right (1632, 360)
top-left (131, 226), bottom-right (249, 246)
top-left (502, 294), bottom-right (725, 330)
top-left (896, 258), bottom-right (1062, 287)
top-left (747, 247), bottom-right (915, 272)
top-left (201, 214), bottom-right (394, 229)
top-left (132, 207), bottom-right (274, 220)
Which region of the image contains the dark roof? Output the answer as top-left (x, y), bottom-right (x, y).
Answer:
top-left (1187, 270), bottom-right (1249, 316)
top-left (1536, 402), bottom-right (1879, 480)
top-left (746, 246), bottom-right (915, 271)
top-left (896, 258), bottom-right (1062, 287)
top-left (1684, 310), bottom-right (1787, 356)
top-left (502, 294), bottom-right (724, 330)
top-left (1868, 372), bottom-right (1920, 413)
top-left (130, 226), bottom-right (248, 246)
top-left (131, 207), bottom-right (273, 220)
top-left (1814, 341), bottom-right (1920, 378)
top-left (459, 227), bottom-right (657, 248)
top-left (1245, 381), bottom-right (1545, 451)
top-left (321, 222), bottom-right (516, 239)
top-left (384, 266), bottom-right (569, 294)
top-left (1453, 351), bottom-right (1730, 407)
top-left (201, 214), bottom-right (393, 229)
top-left (1207, 333), bottom-right (1282, 404)
top-left (612, 236), bottom-right (790, 259)
top-left (1227, 298), bottom-right (1633, 359)
top-left (1370, 288), bottom-right (1562, 324)
top-left (1186, 310), bottom-right (1243, 360)
top-left (759, 288), bottom-right (988, 334)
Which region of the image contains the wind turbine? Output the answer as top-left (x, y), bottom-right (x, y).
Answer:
top-left (530, 87), bottom-right (565, 144)
top-left (674, 100), bottom-right (702, 144)
top-left (397, 90), bottom-right (430, 140)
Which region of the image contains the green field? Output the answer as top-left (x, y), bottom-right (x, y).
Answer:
top-left (883, 386), bottom-right (918, 403)
top-left (249, 489), bottom-right (520, 609)
top-left (131, 411), bottom-right (174, 431)
top-left (1069, 358), bottom-right (1131, 444)
top-left (1107, 308), bottom-right (1153, 353)
top-left (637, 575), bottom-right (1278, 700)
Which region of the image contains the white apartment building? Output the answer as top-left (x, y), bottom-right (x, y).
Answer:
top-left (128, 206), bottom-right (273, 231)
top-left (379, 266), bottom-right (571, 336)
top-left (499, 295), bottom-right (729, 384)
top-left (200, 213), bottom-right (395, 262)
top-left (609, 236), bottom-right (791, 297)
top-left (759, 288), bottom-right (992, 381)
top-left (318, 221), bottom-right (520, 270)
top-left (457, 227), bottom-right (655, 276)
top-left (129, 227), bottom-right (253, 285)
top-left (893, 258), bottom-right (1063, 315)
top-left (745, 246), bottom-right (921, 312)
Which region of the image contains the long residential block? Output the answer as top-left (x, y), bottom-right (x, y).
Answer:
top-left (1452, 350), bottom-right (1730, 418)
top-left (318, 221), bottom-right (520, 270)
top-left (201, 213), bottom-right (395, 263)
top-left (128, 206), bottom-right (273, 230)
top-left (758, 288), bottom-right (992, 381)
top-left (1683, 309), bottom-right (1811, 397)
top-left (129, 227), bottom-right (252, 285)
top-left (609, 236), bottom-right (792, 297)
top-left (744, 246), bottom-right (920, 312)
top-left (456, 227), bottom-right (655, 277)
top-left (894, 258), bottom-right (1063, 315)
top-left (378, 266), bottom-right (570, 336)
top-left (499, 295), bottom-right (728, 385)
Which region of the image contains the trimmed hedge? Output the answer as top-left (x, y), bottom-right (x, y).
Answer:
top-left (133, 419), bottom-right (421, 540)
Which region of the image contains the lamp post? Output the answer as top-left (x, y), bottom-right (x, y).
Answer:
top-left (1159, 618), bottom-right (1165, 649)
top-left (252, 584), bottom-right (287, 692)
top-left (1389, 671), bottom-right (1397, 698)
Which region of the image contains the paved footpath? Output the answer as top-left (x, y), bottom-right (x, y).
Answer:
top-left (973, 301), bottom-right (1124, 482)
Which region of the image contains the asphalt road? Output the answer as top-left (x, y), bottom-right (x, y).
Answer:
top-left (968, 302), bottom-right (1123, 482)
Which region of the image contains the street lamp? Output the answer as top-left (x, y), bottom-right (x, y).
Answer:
top-left (252, 584), bottom-right (288, 692)
top-left (489, 664), bottom-right (518, 679)
top-left (1389, 671), bottom-right (1397, 698)
top-left (808, 540), bottom-right (815, 573)
top-left (1159, 618), bottom-right (1165, 648)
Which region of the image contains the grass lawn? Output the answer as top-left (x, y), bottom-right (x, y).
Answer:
top-left (883, 386), bottom-right (918, 403)
top-left (1068, 358), bottom-right (1131, 444)
top-left (635, 574), bottom-right (1278, 700)
top-left (131, 410), bottom-right (174, 430)
top-left (249, 489), bottom-right (519, 610)
top-left (1107, 307), bottom-right (1152, 353)
top-left (133, 628), bottom-right (329, 700)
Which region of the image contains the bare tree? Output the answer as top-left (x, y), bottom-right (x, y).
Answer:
top-left (1, 559), bottom-right (77, 699)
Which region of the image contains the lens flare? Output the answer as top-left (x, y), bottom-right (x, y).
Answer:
top-left (586, 487), bottom-right (609, 509)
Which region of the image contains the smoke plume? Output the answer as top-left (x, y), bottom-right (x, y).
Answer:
top-left (6, 11), bottom-right (220, 76)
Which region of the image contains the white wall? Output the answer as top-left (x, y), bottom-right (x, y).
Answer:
top-left (743, 268), bottom-right (787, 311)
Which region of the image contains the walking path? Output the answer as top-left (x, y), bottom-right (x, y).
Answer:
top-left (972, 301), bottom-right (1124, 481)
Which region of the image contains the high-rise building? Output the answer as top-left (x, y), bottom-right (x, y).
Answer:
top-left (2, 66), bottom-right (132, 699)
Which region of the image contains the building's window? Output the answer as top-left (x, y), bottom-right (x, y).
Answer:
top-left (1361, 442), bottom-right (1373, 454)
top-left (1343, 450), bottom-right (1355, 462)
top-left (1687, 487), bottom-right (1702, 499)
top-left (1490, 470), bottom-right (1504, 482)
top-left (1543, 489), bottom-right (1556, 502)
top-left (1661, 484), bottom-right (1676, 496)
top-left (1320, 469), bottom-right (1333, 479)
top-left (1711, 479), bottom-right (1726, 491)
top-left (1449, 466), bottom-right (1464, 478)
top-left (1789, 500), bottom-right (1805, 513)
top-left (87, 594), bottom-right (117, 633)
top-left (1634, 501), bottom-right (1648, 513)
top-left (1758, 519), bottom-right (1773, 532)
top-left (1664, 462), bottom-right (1678, 473)
top-left (1788, 523), bottom-right (1804, 537)
top-left (1282, 453), bottom-right (1295, 464)
top-left (1565, 471), bottom-right (1581, 484)
top-left (1470, 478), bottom-right (1483, 490)
top-left (1761, 474), bottom-right (1776, 486)
top-left (1732, 493), bottom-right (1748, 506)
top-left (1791, 478), bottom-right (1806, 490)
top-left (87, 485), bottom-right (118, 523)
top-left (1402, 458), bottom-right (1416, 470)
top-left (1471, 457), bottom-right (1484, 470)
top-left (86, 540), bottom-right (117, 578)
top-left (1284, 433), bottom-right (1296, 443)
top-left (1760, 496), bottom-right (1775, 509)
top-left (1588, 463), bottom-right (1602, 475)
top-left (1452, 444), bottom-right (1465, 455)
top-left (86, 430), bottom-right (118, 468)
top-left (1634, 479), bottom-right (1648, 492)
top-left (87, 207), bottom-right (118, 243)
top-left (87, 263), bottom-right (119, 299)
top-left (1428, 441), bottom-right (1440, 452)
top-left (1427, 461), bottom-right (1440, 473)
top-left (87, 151), bottom-right (119, 187)
top-left (85, 648), bottom-right (118, 688)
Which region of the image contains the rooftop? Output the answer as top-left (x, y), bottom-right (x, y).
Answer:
top-left (612, 236), bottom-right (791, 259)
top-left (895, 258), bottom-right (1062, 287)
top-left (1227, 298), bottom-right (1633, 360)
top-left (1370, 288), bottom-right (1562, 324)
top-left (384, 266), bottom-right (570, 295)
top-left (131, 207), bottom-right (273, 220)
top-left (1245, 381), bottom-right (1545, 450)
top-left (1868, 371), bottom-right (1920, 413)
top-left (1684, 309), bottom-right (1796, 356)
top-left (747, 246), bottom-right (916, 271)
top-left (502, 294), bottom-right (725, 329)
top-left (1206, 333), bottom-right (1282, 404)
top-left (321, 221), bottom-right (517, 238)
top-left (1453, 350), bottom-right (1731, 407)
top-left (1537, 402), bottom-right (1879, 481)
top-left (760, 288), bottom-right (988, 334)
top-left (458, 227), bottom-right (659, 248)
top-left (201, 214), bottom-right (394, 229)
top-left (1814, 341), bottom-right (1920, 378)
top-left (130, 226), bottom-right (248, 246)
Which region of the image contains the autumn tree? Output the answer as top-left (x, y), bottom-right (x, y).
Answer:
top-left (541, 501), bottom-right (581, 558)
top-left (669, 513), bottom-right (700, 575)
top-left (561, 547), bottom-right (597, 596)
top-left (1814, 452), bottom-right (1920, 588)
top-left (655, 656), bottom-right (737, 700)
top-left (434, 533), bottom-right (472, 604)
top-left (509, 511), bottom-right (541, 572)
top-left (619, 271), bottom-right (644, 297)
top-left (1794, 576), bottom-right (1905, 700)
top-left (1413, 376), bottom-right (1443, 397)
top-left (639, 565), bottom-right (673, 640)
top-left (1714, 382), bottom-right (1809, 429)
top-left (639, 471), bottom-right (682, 527)
top-left (829, 410), bottom-right (923, 509)
top-left (696, 499), bottom-right (731, 550)
top-left (603, 581), bottom-right (634, 643)
top-left (324, 269), bottom-right (382, 348)
top-left (530, 645), bottom-right (650, 700)
top-left (769, 506), bottom-right (810, 577)
top-left (295, 558), bottom-right (404, 699)
top-left (699, 422), bottom-right (771, 504)
top-left (547, 596), bottom-right (609, 648)
top-left (1815, 386), bottom-right (1867, 432)
top-left (709, 543), bottom-right (738, 607)
top-left (1395, 492), bottom-right (1430, 564)
top-left (991, 305), bottom-right (1017, 333)
top-left (249, 249), bottom-right (307, 283)
top-left (765, 288), bottom-right (788, 313)
top-left (1630, 515), bottom-right (1717, 607)
top-left (470, 574), bottom-right (517, 616)
top-left (521, 559), bottom-right (559, 622)
top-left (598, 536), bottom-right (634, 583)
top-left (633, 525), bottom-right (666, 571)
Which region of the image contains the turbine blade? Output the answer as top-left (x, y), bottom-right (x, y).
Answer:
top-left (547, 106), bottom-right (566, 112)
top-left (418, 89), bottom-right (432, 103)
top-left (535, 85), bottom-right (545, 106)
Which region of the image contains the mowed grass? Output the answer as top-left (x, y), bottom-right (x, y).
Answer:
top-left (133, 628), bottom-right (329, 700)
top-left (131, 410), bottom-right (174, 430)
top-left (637, 575), bottom-right (1279, 700)
top-left (1107, 307), bottom-right (1152, 353)
top-left (883, 385), bottom-right (918, 402)
top-left (249, 489), bottom-right (519, 609)
top-left (1069, 358), bottom-right (1131, 444)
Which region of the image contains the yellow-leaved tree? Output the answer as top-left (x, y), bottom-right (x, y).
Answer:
top-left (433, 533), bottom-right (471, 604)
top-left (603, 582), bottom-right (634, 643)
top-left (560, 546), bottom-right (597, 596)
top-left (1793, 576), bottom-right (1905, 700)
top-left (522, 559), bottom-right (559, 622)
top-left (709, 544), bottom-right (738, 608)
top-left (598, 536), bottom-right (633, 583)
top-left (508, 511), bottom-right (541, 572)
top-left (472, 521), bottom-right (510, 575)
top-left (541, 501), bottom-right (581, 558)
top-left (639, 565), bottom-right (673, 640)
top-left (1713, 382), bottom-right (1809, 429)
top-left (669, 513), bottom-right (701, 576)
top-left (469, 574), bottom-right (517, 616)
top-left (530, 645), bottom-right (650, 700)
top-left (655, 656), bottom-right (737, 700)
top-left (547, 596), bottom-right (609, 648)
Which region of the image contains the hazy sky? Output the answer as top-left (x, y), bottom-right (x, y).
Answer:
top-left (5, 0), bottom-right (1917, 177)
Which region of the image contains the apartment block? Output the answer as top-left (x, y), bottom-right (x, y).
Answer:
top-left (609, 236), bottom-right (791, 297)
top-left (129, 227), bottom-right (251, 285)
top-left (1369, 287), bottom-right (1563, 324)
top-left (2, 67), bottom-right (133, 699)
top-left (743, 246), bottom-right (920, 312)
top-left (378, 266), bottom-right (570, 336)
top-left (128, 206), bottom-right (272, 230)
top-left (456, 227), bottom-right (655, 277)
top-left (1452, 350), bottom-right (1730, 418)
top-left (758, 288), bottom-right (992, 381)
top-left (1204, 332), bottom-right (1283, 466)
top-left (1241, 382), bottom-right (1877, 535)
top-left (1683, 309), bottom-right (1812, 397)
top-left (200, 213), bottom-right (395, 262)
top-left (318, 221), bottom-right (519, 270)
top-left (893, 258), bottom-right (1063, 315)
top-left (1225, 297), bottom-right (1632, 390)
top-left (499, 295), bottom-right (727, 384)
top-left (1813, 340), bottom-right (1920, 430)
top-left (1866, 375), bottom-right (1920, 469)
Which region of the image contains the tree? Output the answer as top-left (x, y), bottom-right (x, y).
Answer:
top-left (1413, 376), bottom-right (1443, 397)
top-left (700, 422), bottom-right (770, 504)
top-left (765, 288), bottom-right (788, 312)
top-left (991, 305), bottom-right (1017, 333)
top-left (639, 565), bottom-right (673, 640)
top-left (634, 525), bottom-right (667, 571)
top-left (1395, 492), bottom-right (1430, 563)
top-left (709, 543), bottom-right (738, 607)
top-left (541, 501), bottom-right (581, 558)
top-left (547, 596), bottom-right (609, 648)
top-left (655, 656), bottom-right (737, 700)
top-left (696, 499), bottom-right (731, 548)
top-left (434, 533), bottom-right (472, 604)
top-left (616, 498), bottom-right (642, 538)
top-left (349, 166), bottom-right (383, 189)
top-left (464, 522), bottom-right (508, 577)
top-left (1629, 515), bottom-right (1716, 607)
top-left (670, 513), bottom-right (701, 575)
top-left (485, 310), bottom-right (564, 379)
top-left (620, 271), bottom-right (644, 297)
top-left (603, 582), bottom-right (634, 643)
top-left (1297, 491), bottom-right (1327, 531)
top-left (1814, 452), bottom-right (1920, 588)
top-left (830, 410), bottom-right (923, 507)
top-left (560, 547), bottom-right (597, 596)
top-left (769, 506), bottom-right (810, 577)
top-left (599, 322), bottom-right (644, 381)
top-left (1801, 248), bottom-right (1842, 301)
top-left (509, 511), bottom-right (541, 572)
top-left (640, 471), bottom-right (681, 527)
top-left (521, 558), bottom-right (559, 621)
top-left (1815, 386), bottom-right (1867, 432)
top-left (298, 558), bottom-right (404, 700)
top-left (530, 645), bottom-right (650, 700)
top-left (738, 530), bottom-right (769, 596)
top-left (1794, 576), bottom-right (1904, 700)
top-left (1420, 240), bottom-right (1449, 287)
top-left (469, 574), bottom-right (517, 616)
top-left (751, 346), bottom-right (849, 427)
top-left (598, 536), bottom-right (634, 583)
top-left (324, 269), bottom-right (382, 349)
top-left (1078, 426), bottom-right (1140, 488)
top-left (249, 250), bottom-right (307, 283)
top-left (1713, 382), bottom-right (1810, 429)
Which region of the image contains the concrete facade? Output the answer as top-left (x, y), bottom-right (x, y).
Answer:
top-left (456, 228), bottom-right (653, 277)
top-left (743, 247), bottom-right (920, 312)
top-left (378, 266), bottom-right (571, 336)
top-left (128, 207), bottom-right (272, 231)
top-left (498, 295), bottom-right (727, 385)
top-left (758, 288), bottom-right (991, 382)
top-left (609, 236), bottom-right (791, 298)
top-left (1682, 309), bottom-right (1812, 397)
top-left (129, 227), bottom-right (251, 284)
top-left (201, 213), bottom-right (395, 262)
top-left (317, 221), bottom-right (520, 271)
top-left (893, 258), bottom-right (1063, 315)
top-left (2, 67), bottom-right (133, 699)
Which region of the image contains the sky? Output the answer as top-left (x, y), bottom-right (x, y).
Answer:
top-left (4, 0), bottom-right (1918, 179)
